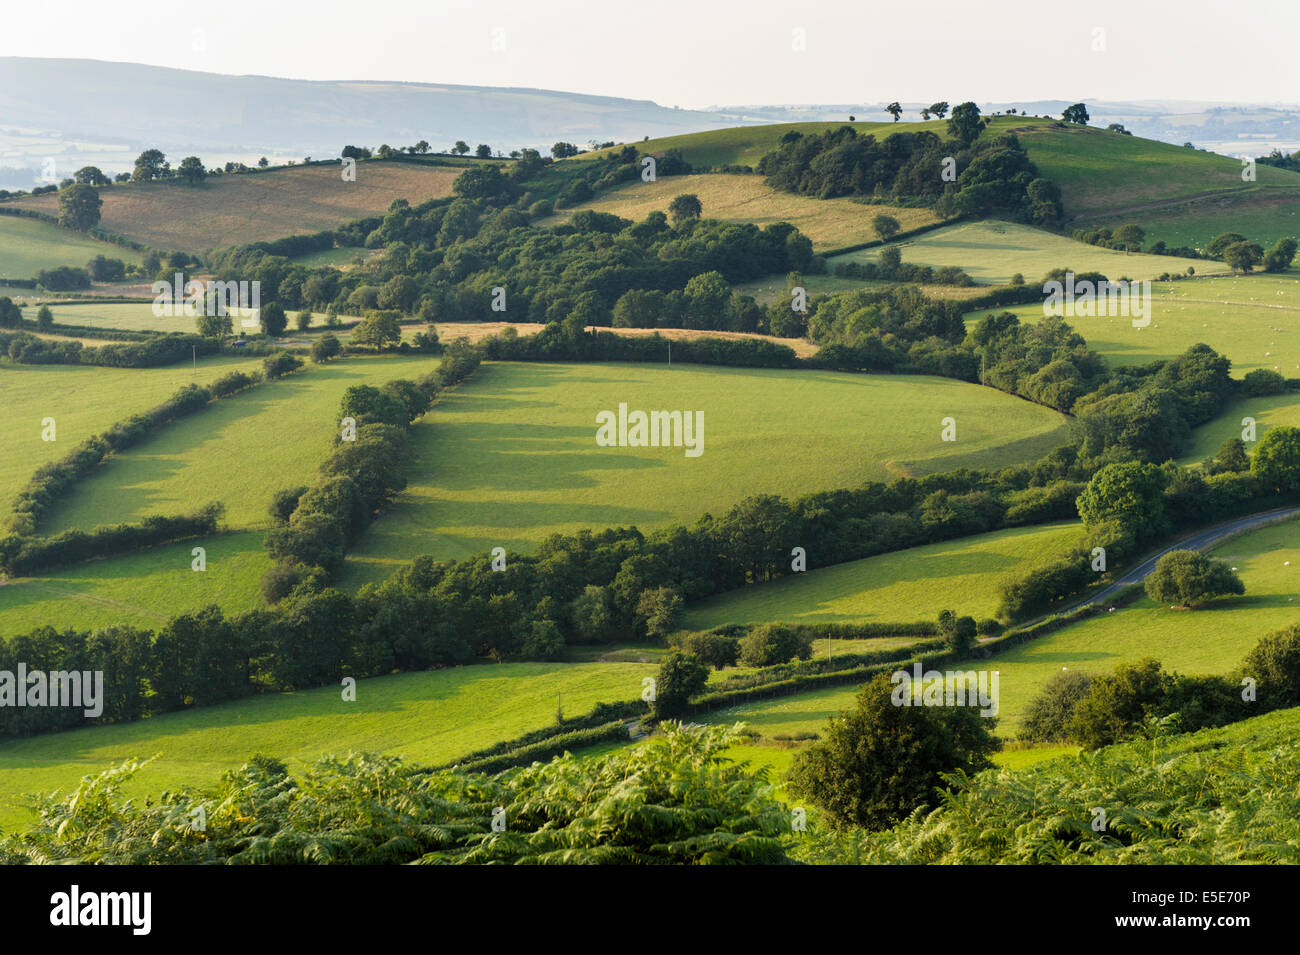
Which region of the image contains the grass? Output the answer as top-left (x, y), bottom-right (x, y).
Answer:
top-left (39, 353), bottom-right (444, 534)
top-left (965, 273), bottom-right (1300, 376)
top-left (1019, 123), bottom-right (1300, 247)
top-left (338, 361), bottom-right (1071, 588)
top-left (544, 173), bottom-right (939, 251)
top-left (7, 160), bottom-right (461, 253)
top-left (698, 516), bottom-right (1300, 740)
top-left (0, 530), bottom-right (269, 635)
top-left (731, 273), bottom-right (989, 306)
top-left (681, 521), bottom-right (1084, 630)
top-left (0, 355), bottom-right (264, 512)
top-left (831, 220), bottom-right (1219, 286)
top-left (573, 115), bottom-right (1038, 170)
top-left (0, 215), bottom-right (143, 281)
top-left (0, 661), bottom-right (656, 832)
top-left (1180, 392), bottom-right (1300, 466)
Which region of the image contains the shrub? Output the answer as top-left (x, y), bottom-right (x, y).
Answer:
top-left (262, 351), bottom-right (303, 379)
top-left (311, 333), bottom-right (342, 363)
top-left (738, 624), bottom-right (812, 668)
top-left (652, 652), bottom-right (709, 718)
top-left (1241, 368), bottom-right (1287, 397)
top-left (1241, 623), bottom-right (1300, 708)
top-left (1067, 658), bottom-right (1169, 749)
top-left (786, 672), bottom-right (1000, 831)
top-left (1020, 669), bottom-right (1094, 741)
top-left (269, 486), bottom-right (309, 524)
top-left (676, 631), bottom-right (740, 670)
top-left (1144, 550), bottom-right (1244, 607)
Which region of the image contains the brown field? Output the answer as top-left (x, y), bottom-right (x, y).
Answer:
top-left (11, 161), bottom-right (461, 253)
top-left (422, 321), bottom-right (819, 357)
top-left (541, 173), bottom-right (940, 252)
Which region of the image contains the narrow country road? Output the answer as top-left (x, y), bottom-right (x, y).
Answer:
top-left (1066, 505), bottom-right (1300, 613)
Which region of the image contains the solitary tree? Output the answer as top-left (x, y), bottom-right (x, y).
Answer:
top-left (885, 102), bottom-right (902, 122)
top-left (1262, 237), bottom-right (1298, 273)
top-left (453, 141), bottom-right (470, 156)
top-left (786, 672), bottom-right (999, 830)
top-left (1145, 550), bottom-right (1244, 607)
top-left (667, 193), bottom-right (702, 224)
top-left (36, 305), bottom-right (53, 330)
top-left (928, 101), bottom-right (950, 119)
top-left (57, 184), bottom-right (102, 230)
top-left (475, 143), bottom-right (492, 158)
top-left (73, 166), bottom-right (110, 186)
top-left (259, 301), bottom-right (287, 337)
top-left (177, 156), bottom-right (206, 185)
top-left (132, 148), bottom-right (168, 181)
top-left (1113, 224), bottom-right (1145, 253)
top-left (947, 102), bottom-right (985, 144)
top-left (1062, 103), bottom-right (1090, 124)
top-left (871, 213), bottom-right (901, 242)
top-left (1223, 240), bottom-right (1264, 273)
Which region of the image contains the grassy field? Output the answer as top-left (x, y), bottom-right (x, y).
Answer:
top-left (0, 661), bottom-right (655, 831)
top-left (545, 173), bottom-right (940, 251)
top-left (731, 273), bottom-right (989, 306)
top-left (0, 214), bottom-right (143, 281)
top-left (338, 361), bottom-right (1072, 588)
top-left (698, 516), bottom-right (1300, 741)
top-left (681, 521), bottom-right (1084, 630)
top-left (574, 115), bottom-right (1036, 169)
top-left (1018, 123), bottom-right (1300, 247)
top-left (39, 353), bottom-right (443, 534)
top-left (0, 355), bottom-right (264, 512)
top-left (965, 273), bottom-right (1300, 376)
top-left (1179, 392), bottom-right (1300, 465)
top-left (7, 161), bottom-right (461, 252)
top-left (832, 220), bottom-right (1219, 286)
top-left (0, 530), bottom-right (269, 635)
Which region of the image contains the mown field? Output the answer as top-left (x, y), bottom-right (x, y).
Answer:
top-left (0, 355), bottom-right (264, 510)
top-left (545, 173), bottom-right (940, 251)
top-left (0, 214), bottom-right (143, 281)
top-left (7, 160), bottom-right (461, 252)
top-left (0, 661), bottom-right (656, 832)
top-left (0, 530), bottom-right (268, 635)
top-left (697, 516), bottom-right (1300, 745)
top-left (338, 361), bottom-right (1072, 588)
top-left (681, 521), bottom-right (1084, 630)
top-left (832, 220), bottom-right (1219, 286)
top-left (39, 353), bottom-right (442, 534)
top-left (968, 273), bottom-right (1300, 376)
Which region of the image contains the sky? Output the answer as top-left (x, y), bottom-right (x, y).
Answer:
top-left (4, 0), bottom-right (1298, 109)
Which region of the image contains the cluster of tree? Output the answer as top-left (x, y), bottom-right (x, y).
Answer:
top-left (1070, 223), bottom-right (1204, 259)
top-left (1202, 231), bottom-right (1297, 274)
top-left (833, 247), bottom-right (975, 287)
top-left (128, 149), bottom-right (207, 184)
top-left (260, 343), bottom-right (481, 603)
top-left (0, 505), bottom-right (223, 577)
top-left (34, 265), bottom-right (91, 290)
top-left (0, 329), bottom-right (220, 368)
top-left (0, 724), bottom-right (791, 864)
top-left (756, 110), bottom-right (1062, 225)
top-left (1022, 623), bottom-right (1300, 747)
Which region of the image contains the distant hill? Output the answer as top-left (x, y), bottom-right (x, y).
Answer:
top-left (0, 57), bottom-right (760, 181)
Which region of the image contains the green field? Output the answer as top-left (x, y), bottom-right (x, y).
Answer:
top-left (575, 115), bottom-right (1038, 170)
top-left (1180, 392), bottom-right (1300, 465)
top-left (966, 273), bottom-right (1300, 376)
top-left (339, 361), bottom-right (1072, 588)
top-left (547, 173), bottom-right (940, 252)
top-left (40, 353), bottom-right (443, 534)
top-left (682, 521), bottom-right (1084, 630)
top-left (1018, 123), bottom-right (1300, 247)
top-left (0, 661), bottom-right (655, 831)
top-left (699, 516), bottom-right (1300, 740)
top-left (832, 220), bottom-right (1219, 286)
top-left (0, 214), bottom-right (143, 281)
top-left (0, 530), bottom-right (269, 635)
top-left (0, 356), bottom-right (264, 511)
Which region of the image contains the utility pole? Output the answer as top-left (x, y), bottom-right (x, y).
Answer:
top-left (668, 340), bottom-right (671, 368)
top-left (193, 345), bottom-right (197, 376)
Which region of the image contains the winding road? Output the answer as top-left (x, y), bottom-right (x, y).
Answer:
top-left (1065, 504), bottom-right (1300, 613)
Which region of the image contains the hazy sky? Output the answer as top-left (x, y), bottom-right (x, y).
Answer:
top-left (5, 0), bottom-right (1298, 109)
